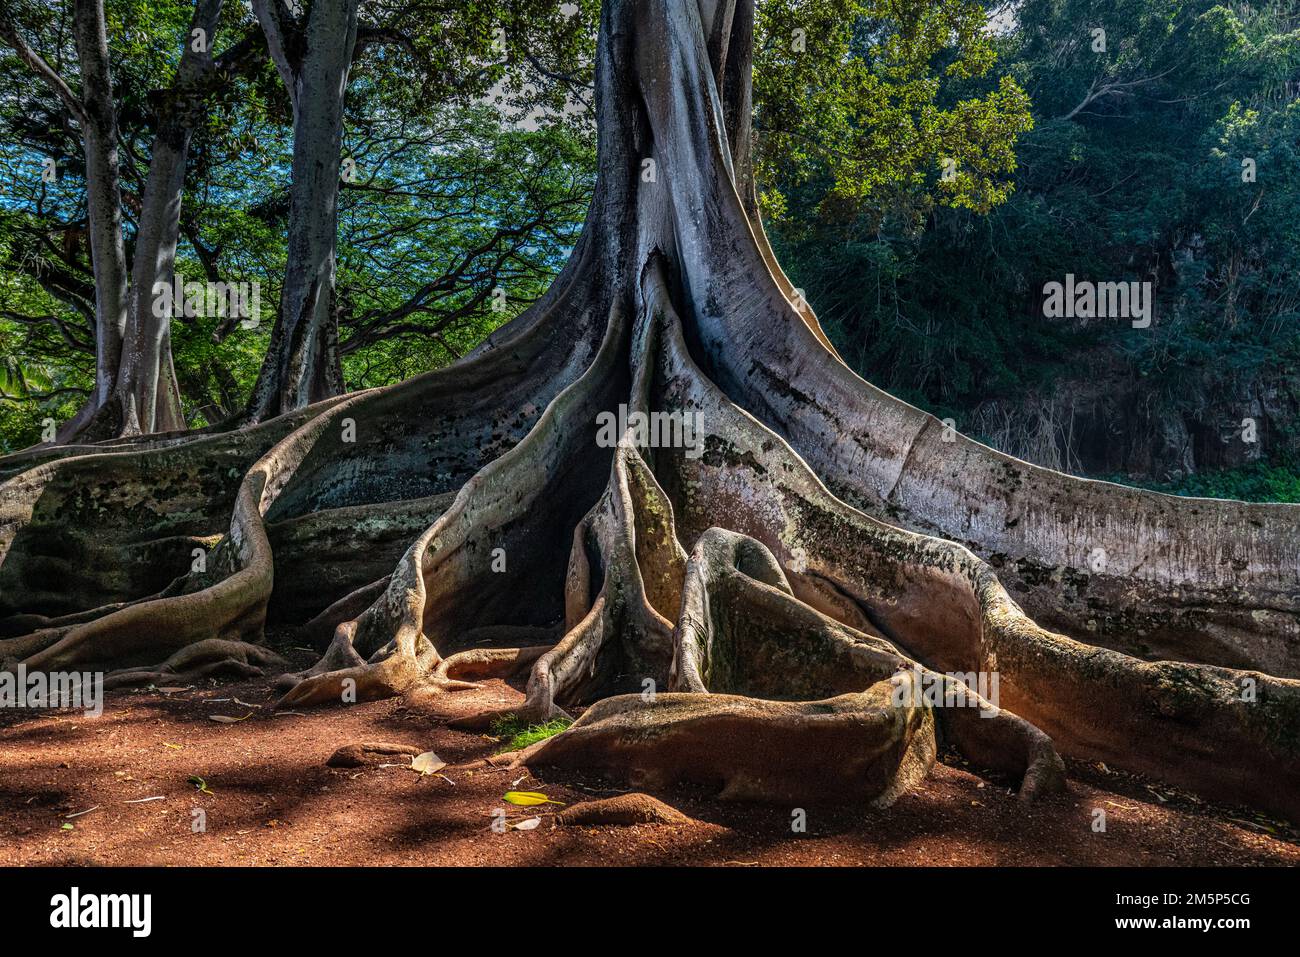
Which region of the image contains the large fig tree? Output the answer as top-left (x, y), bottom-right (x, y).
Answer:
top-left (2, 0), bottom-right (1298, 820)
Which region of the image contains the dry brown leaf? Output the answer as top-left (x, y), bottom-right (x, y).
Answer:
top-left (411, 751), bottom-right (447, 775)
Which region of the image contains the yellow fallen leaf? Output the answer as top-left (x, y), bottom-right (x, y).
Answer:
top-left (503, 791), bottom-right (565, 807)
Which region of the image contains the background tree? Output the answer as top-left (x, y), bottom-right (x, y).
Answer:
top-left (241, 0), bottom-right (597, 422)
top-left (0, 0), bottom-right (261, 439)
top-left (771, 0), bottom-right (1300, 493)
top-left (0, 0), bottom-right (595, 446)
top-left (753, 0), bottom-right (1032, 224)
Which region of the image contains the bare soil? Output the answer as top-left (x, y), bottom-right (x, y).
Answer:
top-left (2, 672), bottom-right (1296, 867)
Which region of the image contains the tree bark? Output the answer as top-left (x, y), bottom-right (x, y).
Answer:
top-left (111, 0), bottom-right (227, 436)
top-left (62, 0), bottom-right (128, 436)
top-left (243, 0), bottom-right (358, 423)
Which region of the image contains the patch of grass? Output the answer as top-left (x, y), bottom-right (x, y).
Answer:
top-left (1106, 459), bottom-right (1300, 504)
top-left (490, 715), bottom-right (572, 753)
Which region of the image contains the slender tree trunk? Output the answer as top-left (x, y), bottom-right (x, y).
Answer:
top-left (5, 0), bottom-right (232, 441)
top-left (243, 0), bottom-right (357, 423)
top-left (58, 0), bottom-right (128, 438)
top-left (112, 0), bottom-right (227, 436)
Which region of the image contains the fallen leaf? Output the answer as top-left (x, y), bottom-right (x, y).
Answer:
top-left (208, 713), bottom-right (253, 723)
top-left (512, 816), bottom-right (542, 830)
top-left (503, 790), bottom-right (565, 807)
top-left (60, 823), bottom-right (74, 831)
top-left (411, 751), bottom-right (447, 775)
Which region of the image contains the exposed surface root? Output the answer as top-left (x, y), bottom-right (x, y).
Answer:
top-left (101, 639), bottom-right (288, 689)
top-left (555, 792), bottom-right (694, 826)
top-left (1, 244), bottom-right (608, 684)
top-left (434, 645), bottom-right (552, 682)
top-left (273, 298), bottom-right (629, 709)
top-left (529, 688), bottom-right (937, 806)
top-left (325, 742), bottom-right (422, 768)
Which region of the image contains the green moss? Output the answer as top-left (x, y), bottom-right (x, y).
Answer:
top-left (490, 715), bottom-right (572, 753)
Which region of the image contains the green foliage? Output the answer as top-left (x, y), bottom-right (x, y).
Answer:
top-left (0, 0), bottom-right (596, 438)
top-left (1117, 457), bottom-right (1300, 504)
top-left (490, 714), bottom-right (572, 753)
top-left (754, 0), bottom-right (1033, 224)
top-left (3, 0), bottom-right (1298, 517)
top-left (773, 0), bottom-right (1300, 500)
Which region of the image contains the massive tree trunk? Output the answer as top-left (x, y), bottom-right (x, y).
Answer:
top-left (242, 0), bottom-right (357, 423)
top-left (3, 0), bottom-right (1299, 820)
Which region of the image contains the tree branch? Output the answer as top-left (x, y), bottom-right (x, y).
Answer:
top-left (251, 0), bottom-right (299, 100)
top-left (0, 18), bottom-right (88, 125)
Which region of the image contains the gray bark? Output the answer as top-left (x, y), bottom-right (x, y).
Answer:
top-left (4, 0), bottom-right (1300, 825)
top-left (244, 0), bottom-right (358, 422)
top-left (68, 0), bottom-right (128, 427)
top-left (113, 0), bottom-right (228, 435)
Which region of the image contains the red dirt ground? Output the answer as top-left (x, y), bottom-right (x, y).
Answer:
top-left (2, 673), bottom-right (1296, 867)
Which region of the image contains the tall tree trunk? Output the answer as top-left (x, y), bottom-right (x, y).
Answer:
top-left (3, 0), bottom-right (1300, 822)
top-left (57, 0), bottom-right (128, 438)
top-left (111, 0), bottom-right (227, 436)
top-left (243, 0), bottom-right (357, 423)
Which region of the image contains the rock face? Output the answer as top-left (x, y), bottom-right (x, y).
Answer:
top-left (970, 355), bottom-right (1300, 482)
